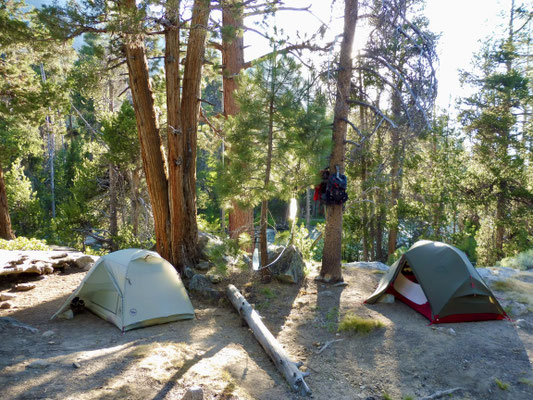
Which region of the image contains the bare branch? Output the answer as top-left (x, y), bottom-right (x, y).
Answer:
top-left (347, 100), bottom-right (397, 129)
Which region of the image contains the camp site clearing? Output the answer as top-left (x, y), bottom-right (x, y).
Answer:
top-left (1, 257), bottom-right (532, 400)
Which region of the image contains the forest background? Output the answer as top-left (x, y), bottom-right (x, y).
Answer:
top-left (0, 0), bottom-right (531, 272)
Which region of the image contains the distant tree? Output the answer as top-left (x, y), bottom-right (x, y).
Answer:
top-left (221, 54), bottom-right (330, 278)
top-left (0, 0), bottom-right (72, 239)
top-left (459, 1), bottom-right (532, 264)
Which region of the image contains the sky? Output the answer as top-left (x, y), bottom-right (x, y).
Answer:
top-left (26, 0), bottom-right (513, 109)
top-left (243, 0), bottom-right (512, 110)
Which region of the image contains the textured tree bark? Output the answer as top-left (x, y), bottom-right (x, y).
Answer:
top-left (123, 0), bottom-right (171, 261)
top-left (320, 0), bottom-right (358, 282)
top-left (174, 0), bottom-right (211, 270)
top-left (226, 285), bottom-right (311, 396)
top-left (0, 162), bottom-right (15, 240)
top-left (222, 1), bottom-right (254, 244)
top-left (165, 0), bottom-right (184, 269)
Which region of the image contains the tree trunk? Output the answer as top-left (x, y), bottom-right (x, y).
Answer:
top-left (358, 83), bottom-right (370, 261)
top-left (172, 0), bottom-right (211, 270)
top-left (123, 0), bottom-right (171, 261)
top-left (306, 188), bottom-right (311, 228)
top-left (387, 90), bottom-right (402, 258)
top-left (495, 191), bottom-right (505, 259)
top-left (108, 79), bottom-right (118, 251)
top-left (222, 1), bottom-right (255, 244)
top-left (109, 165), bottom-right (119, 250)
top-left (0, 162), bottom-right (15, 240)
top-left (259, 92), bottom-right (275, 280)
top-left (129, 168), bottom-right (141, 237)
top-left (165, 0), bottom-right (184, 269)
top-left (320, 0), bottom-right (358, 282)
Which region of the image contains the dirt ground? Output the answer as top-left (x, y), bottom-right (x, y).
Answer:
top-left (1, 257), bottom-right (532, 400)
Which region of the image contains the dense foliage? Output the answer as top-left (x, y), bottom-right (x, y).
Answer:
top-left (1, 0), bottom-right (531, 268)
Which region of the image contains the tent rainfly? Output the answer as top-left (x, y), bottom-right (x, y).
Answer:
top-left (366, 240), bottom-right (507, 324)
top-left (52, 249), bottom-right (194, 331)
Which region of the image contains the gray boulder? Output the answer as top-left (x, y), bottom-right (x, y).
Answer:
top-left (196, 261), bottom-right (211, 271)
top-left (266, 245), bottom-right (305, 284)
top-left (74, 255), bottom-right (99, 271)
top-left (343, 261), bottom-right (389, 271)
top-left (477, 266), bottom-right (520, 284)
top-left (188, 274), bottom-right (221, 301)
top-left (197, 231), bottom-right (223, 260)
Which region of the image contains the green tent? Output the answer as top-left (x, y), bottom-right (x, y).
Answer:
top-left (52, 249), bottom-right (194, 331)
top-left (366, 240), bottom-right (507, 323)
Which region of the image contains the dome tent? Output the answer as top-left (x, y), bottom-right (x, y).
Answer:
top-left (366, 240), bottom-right (507, 323)
top-left (52, 249), bottom-right (194, 331)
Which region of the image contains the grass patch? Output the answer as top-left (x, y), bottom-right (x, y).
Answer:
top-left (518, 377), bottom-right (533, 387)
top-left (495, 378), bottom-right (509, 390)
top-left (220, 370), bottom-right (237, 398)
top-left (373, 270), bottom-right (386, 274)
top-left (338, 314), bottom-right (384, 334)
top-left (260, 287), bottom-right (276, 299)
top-left (382, 393), bottom-right (393, 400)
top-left (491, 278), bottom-right (533, 310)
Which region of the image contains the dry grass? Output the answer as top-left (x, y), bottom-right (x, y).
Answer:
top-left (338, 314), bottom-right (384, 334)
top-left (491, 278), bottom-right (533, 311)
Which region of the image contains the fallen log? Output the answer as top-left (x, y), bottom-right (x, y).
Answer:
top-left (226, 284), bottom-right (311, 396)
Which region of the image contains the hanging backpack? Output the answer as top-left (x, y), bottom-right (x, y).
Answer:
top-left (324, 172), bottom-right (348, 205)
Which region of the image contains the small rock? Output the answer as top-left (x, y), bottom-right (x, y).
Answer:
top-left (42, 330), bottom-right (55, 338)
top-left (208, 274), bottom-right (221, 284)
top-left (182, 386), bottom-right (203, 400)
top-left (14, 283), bottom-right (36, 292)
top-left (515, 319), bottom-right (533, 331)
top-left (27, 359), bottom-right (50, 369)
top-left (196, 261), bottom-right (211, 271)
top-left (183, 267), bottom-right (195, 280)
top-left (0, 302), bottom-right (12, 309)
top-left (25, 264), bottom-right (44, 274)
top-left (447, 328), bottom-right (457, 336)
top-left (48, 341), bottom-right (56, 345)
top-left (74, 255), bottom-right (98, 271)
top-left (43, 265), bottom-right (54, 274)
top-left (50, 252), bottom-right (68, 260)
top-left (188, 274), bottom-right (221, 302)
top-left (72, 361), bottom-right (81, 369)
top-left (0, 293), bottom-right (16, 301)
top-left (511, 302), bottom-right (528, 316)
top-left (377, 294), bottom-right (395, 303)
top-left (58, 309), bottom-right (74, 320)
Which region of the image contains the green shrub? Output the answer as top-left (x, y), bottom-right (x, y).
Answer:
top-left (275, 223), bottom-right (321, 261)
top-left (498, 249), bottom-right (533, 270)
top-left (0, 236), bottom-right (50, 251)
top-left (387, 245), bottom-right (408, 265)
top-left (338, 314), bottom-right (384, 334)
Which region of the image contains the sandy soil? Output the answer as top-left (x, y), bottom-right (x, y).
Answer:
top-left (1, 258), bottom-right (532, 400)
